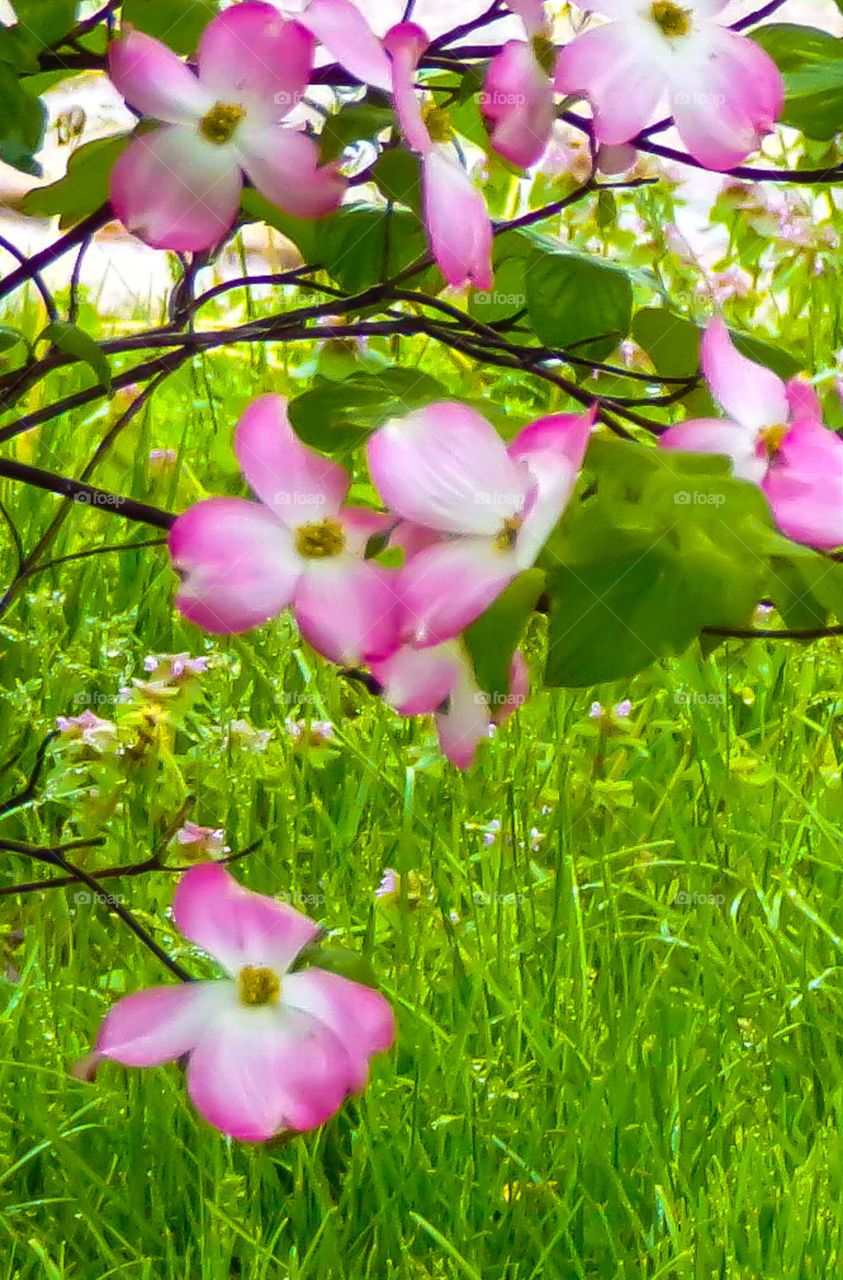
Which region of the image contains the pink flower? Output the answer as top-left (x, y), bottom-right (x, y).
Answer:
top-left (367, 401), bottom-right (595, 645)
top-left (385, 23), bottom-right (493, 290)
top-left (285, 718), bottom-right (335, 747)
top-left (175, 822), bottom-right (228, 860)
top-left (661, 319), bottom-right (843, 550)
top-left (169, 395), bottom-right (399, 664)
top-left (555, 1), bottom-right (784, 172)
top-left (108, 2), bottom-right (345, 252)
top-left (483, 1), bottom-right (555, 169)
top-left (56, 709), bottom-right (117, 752)
top-left (90, 864), bottom-right (394, 1142)
top-left (274, 0), bottom-right (392, 90)
top-left (371, 639), bottom-right (529, 770)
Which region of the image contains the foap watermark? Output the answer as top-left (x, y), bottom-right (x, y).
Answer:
top-left (73, 690), bottom-right (118, 707)
top-left (674, 491), bottom-right (725, 507)
top-left (674, 690), bottom-right (725, 706)
top-left (278, 890), bottom-right (326, 907)
top-left (478, 90), bottom-right (527, 108)
top-left (473, 291), bottom-right (526, 308)
top-left (73, 490), bottom-right (122, 508)
top-left (273, 491), bottom-right (328, 509)
top-left (273, 90), bottom-right (305, 108)
top-left (73, 890), bottom-right (126, 906)
top-left (672, 890), bottom-right (725, 907)
top-left (673, 91), bottom-right (727, 108)
top-left (476, 690), bottom-right (528, 710)
top-left (473, 889), bottom-right (527, 906)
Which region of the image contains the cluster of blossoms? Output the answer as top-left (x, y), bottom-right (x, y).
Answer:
top-left (102, 0), bottom-right (786, 290)
top-left (168, 394), bottom-right (594, 768)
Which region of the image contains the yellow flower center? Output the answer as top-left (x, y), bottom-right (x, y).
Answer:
top-left (238, 965), bottom-right (281, 1007)
top-left (199, 101), bottom-right (245, 145)
top-left (423, 105), bottom-right (452, 145)
top-left (294, 518), bottom-right (346, 560)
top-left (759, 424), bottom-right (789, 458)
top-left (494, 516), bottom-right (522, 552)
top-left (651, 2), bottom-right (691, 37)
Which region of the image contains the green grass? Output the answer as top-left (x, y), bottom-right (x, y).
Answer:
top-left (2, 287), bottom-right (843, 1279)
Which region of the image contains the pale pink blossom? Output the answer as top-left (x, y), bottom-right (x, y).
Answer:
top-left (482, 35), bottom-right (555, 170)
top-left (89, 864), bottom-right (394, 1142)
top-left (169, 395), bottom-right (399, 665)
top-left (108, 3), bottom-right (345, 252)
top-left (661, 319), bottom-right (843, 549)
top-left (56, 710), bottom-right (118, 752)
top-left (368, 402), bottom-right (595, 645)
top-left (555, 1), bottom-right (784, 172)
top-left (175, 822), bottom-right (228, 860)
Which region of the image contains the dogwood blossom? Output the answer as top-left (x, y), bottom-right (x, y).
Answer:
top-left (89, 864), bottom-right (394, 1142)
top-left (555, 1), bottom-right (784, 171)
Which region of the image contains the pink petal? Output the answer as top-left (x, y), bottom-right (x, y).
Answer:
top-left (96, 982), bottom-right (230, 1067)
top-left (283, 967), bottom-right (395, 1091)
top-left (763, 420), bottom-right (843, 549)
top-left (701, 319), bottom-right (788, 431)
top-left (509, 406), bottom-right (595, 566)
top-left (389, 521), bottom-right (443, 560)
top-left (368, 402), bottom-right (527, 536)
top-left (400, 538), bottom-right (517, 646)
top-left (108, 30), bottom-right (210, 124)
top-left (483, 42), bottom-right (555, 169)
top-left (495, 649), bottom-right (530, 725)
top-left (370, 640), bottom-right (461, 714)
top-left (434, 651), bottom-right (489, 770)
top-left (302, 0), bottom-right (393, 91)
top-left (384, 22), bottom-right (432, 155)
top-left (173, 863), bottom-right (320, 976)
top-left (660, 418), bottom-right (767, 485)
top-left (554, 23), bottom-right (666, 146)
top-left (169, 497), bottom-right (300, 634)
top-left (234, 395), bottom-right (349, 526)
top-left (786, 377), bottom-right (822, 424)
top-left (294, 559), bottom-right (401, 665)
top-left (668, 27), bottom-right (783, 171)
top-left (197, 2), bottom-right (315, 121)
top-left (422, 150), bottom-right (493, 291)
top-left (109, 127), bottom-right (242, 253)
top-left (238, 125), bottom-right (345, 218)
top-left (187, 1004), bottom-right (354, 1141)
top-left (506, 0), bottom-right (547, 36)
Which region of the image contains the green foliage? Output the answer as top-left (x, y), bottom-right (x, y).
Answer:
top-left (0, 62), bottom-right (45, 174)
top-left (11, 0), bottom-right (78, 46)
top-left (320, 205), bottom-right (427, 293)
top-left (526, 249), bottom-right (633, 359)
top-left (122, 0), bottom-right (219, 54)
top-left (464, 569), bottom-right (545, 700)
top-left (23, 134), bottom-right (129, 227)
top-left (754, 24), bottom-right (843, 140)
top-left (320, 101), bottom-right (394, 163)
top-left (40, 320), bottom-right (112, 392)
top-left (288, 369), bottom-right (446, 450)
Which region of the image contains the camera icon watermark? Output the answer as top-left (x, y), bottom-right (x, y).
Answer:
top-left (672, 890), bottom-right (726, 907)
top-left (73, 890), bottom-right (125, 906)
top-left (674, 491), bottom-right (726, 507)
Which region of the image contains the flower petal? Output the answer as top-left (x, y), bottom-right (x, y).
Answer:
top-left (483, 42), bottom-right (555, 169)
top-left (96, 982), bottom-right (230, 1067)
top-left (384, 22), bottom-right (432, 155)
top-left (400, 538), bottom-right (517, 646)
top-left (701, 319), bottom-right (788, 431)
top-left (234, 395), bottom-right (349, 525)
top-left (659, 418), bottom-right (766, 485)
top-left (509, 406), bottom-right (595, 566)
top-left (422, 150), bottom-right (493, 291)
top-left (763, 420), bottom-right (843, 549)
top-left (108, 30), bottom-right (210, 124)
top-left (786, 377), bottom-right (823, 424)
top-left (668, 27), bottom-right (783, 171)
top-left (368, 402), bottom-right (527, 536)
top-left (495, 650), bottom-right (529, 724)
top-left (302, 0), bottom-right (393, 91)
top-left (340, 507), bottom-right (395, 555)
top-left (197, 2), bottom-right (315, 121)
top-left (237, 125), bottom-right (346, 219)
top-left (169, 497), bottom-right (300, 634)
top-left (283, 967), bottom-right (395, 1091)
top-left (506, 0), bottom-right (548, 36)
top-left (371, 640), bottom-right (461, 714)
top-left (294, 559), bottom-right (400, 665)
top-left (434, 650), bottom-right (489, 770)
top-left (109, 126), bottom-right (242, 253)
top-left (173, 863), bottom-right (320, 975)
top-left (187, 1004), bottom-right (354, 1140)
top-left (554, 22), bottom-right (666, 146)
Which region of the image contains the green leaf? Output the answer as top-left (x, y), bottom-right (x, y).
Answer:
top-left (0, 62), bottom-right (46, 174)
top-left (288, 369), bottom-right (446, 451)
top-left (753, 24), bottom-right (843, 141)
top-left (320, 101), bottom-right (393, 163)
top-left (240, 189), bottom-right (319, 263)
top-left (0, 325), bottom-right (26, 354)
top-left (23, 133), bottom-right (129, 227)
top-left (320, 205), bottom-right (428, 293)
top-left (526, 250), bottom-right (633, 360)
top-left (464, 570), bottom-right (544, 701)
top-left (632, 307), bottom-right (801, 382)
top-left (122, 0), bottom-right (218, 55)
top-left (40, 321), bottom-right (111, 392)
top-left (11, 0), bottom-right (79, 47)
top-left (372, 148), bottom-right (422, 215)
